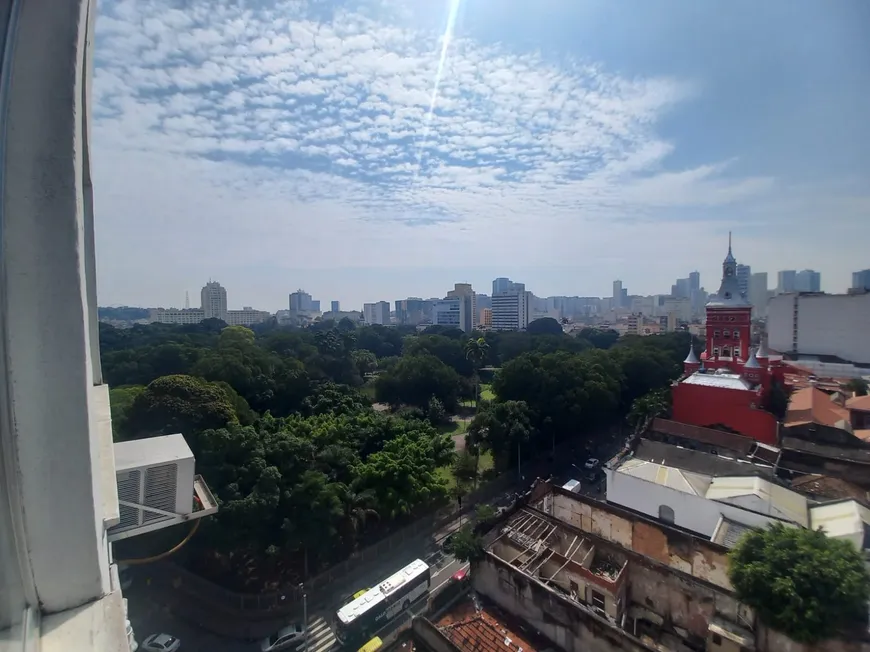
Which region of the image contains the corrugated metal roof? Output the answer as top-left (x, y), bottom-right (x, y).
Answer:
top-left (810, 501), bottom-right (870, 543)
top-left (705, 477), bottom-right (809, 526)
top-left (682, 373), bottom-right (752, 390)
top-left (617, 458), bottom-right (712, 495)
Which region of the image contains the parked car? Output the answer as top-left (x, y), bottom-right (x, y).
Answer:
top-left (261, 623), bottom-right (305, 652)
top-left (140, 634), bottom-right (180, 652)
top-left (561, 479), bottom-right (582, 493)
top-left (584, 458), bottom-right (600, 469)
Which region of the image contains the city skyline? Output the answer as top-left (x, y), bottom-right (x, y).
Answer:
top-left (92, 0), bottom-right (870, 308)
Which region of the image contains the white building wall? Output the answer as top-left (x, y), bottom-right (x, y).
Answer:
top-left (767, 293), bottom-right (870, 364)
top-left (604, 470), bottom-right (779, 538)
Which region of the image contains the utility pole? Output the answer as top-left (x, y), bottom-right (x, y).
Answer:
top-left (301, 583), bottom-right (308, 652)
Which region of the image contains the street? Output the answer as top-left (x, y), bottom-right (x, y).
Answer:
top-left (126, 538), bottom-right (467, 652)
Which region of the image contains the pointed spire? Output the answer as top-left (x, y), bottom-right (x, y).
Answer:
top-left (744, 347), bottom-right (761, 369)
top-left (723, 232), bottom-right (736, 264)
top-left (756, 340), bottom-right (768, 359)
top-left (684, 343), bottom-right (699, 365)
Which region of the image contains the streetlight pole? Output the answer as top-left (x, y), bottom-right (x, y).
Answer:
top-left (300, 583), bottom-right (308, 652)
top-left (517, 440), bottom-right (521, 482)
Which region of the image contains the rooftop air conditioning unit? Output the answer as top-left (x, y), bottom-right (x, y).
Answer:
top-left (109, 433), bottom-right (217, 542)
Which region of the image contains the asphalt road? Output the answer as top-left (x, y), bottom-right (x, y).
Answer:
top-left (126, 544), bottom-right (466, 652)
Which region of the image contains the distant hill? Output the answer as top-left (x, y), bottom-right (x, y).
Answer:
top-left (98, 306), bottom-right (149, 321)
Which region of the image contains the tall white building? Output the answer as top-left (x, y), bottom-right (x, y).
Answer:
top-left (852, 269), bottom-right (870, 292)
top-left (749, 272), bottom-right (769, 319)
top-left (432, 298), bottom-right (466, 330)
top-left (363, 301), bottom-right (390, 325)
top-left (201, 281), bottom-right (228, 321)
top-left (767, 292), bottom-right (870, 365)
top-left (612, 280), bottom-right (623, 309)
top-left (736, 264), bottom-right (751, 297)
top-left (492, 288), bottom-right (531, 331)
top-left (776, 270), bottom-right (796, 294)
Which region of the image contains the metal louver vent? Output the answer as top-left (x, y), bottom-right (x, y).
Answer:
top-left (143, 463), bottom-right (177, 523)
top-left (117, 470), bottom-right (141, 529)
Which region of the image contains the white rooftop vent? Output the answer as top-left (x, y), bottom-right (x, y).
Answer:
top-left (109, 433), bottom-right (217, 542)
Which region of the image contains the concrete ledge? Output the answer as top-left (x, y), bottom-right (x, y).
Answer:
top-left (94, 384), bottom-right (120, 529)
top-left (42, 590), bottom-right (130, 652)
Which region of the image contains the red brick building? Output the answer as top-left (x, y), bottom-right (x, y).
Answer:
top-left (671, 237), bottom-right (785, 445)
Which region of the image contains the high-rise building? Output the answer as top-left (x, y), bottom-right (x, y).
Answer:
top-left (795, 269), bottom-right (821, 293)
top-left (776, 270), bottom-right (796, 294)
top-left (446, 283), bottom-right (476, 332)
top-left (492, 288), bottom-right (531, 331)
top-left (612, 280), bottom-right (623, 309)
top-left (200, 281), bottom-right (228, 322)
top-left (395, 298), bottom-right (428, 325)
top-left (431, 298), bottom-right (465, 330)
top-left (749, 272), bottom-right (769, 319)
top-left (853, 269), bottom-right (870, 292)
top-left (480, 308), bottom-right (493, 328)
top-left (736, 264), bottom-right (751, 297)
top-left (492, 277), bottom-right (513, 295)
top-left (363, 301), bottom-right (391, 325)
top-left (689, 271), bottom-right (700, 294)
top-left (331, 300), bottom-right (340, 313)
top-left (289, 289), bottom-right (314, 313)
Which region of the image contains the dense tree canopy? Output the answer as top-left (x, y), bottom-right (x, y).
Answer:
top-left (102, 319), bottom-right (695, 589)
top-left (729, 523), bottom-right (870, 644)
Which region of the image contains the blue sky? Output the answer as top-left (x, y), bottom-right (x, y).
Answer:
top-left (92, 0), bottom-right (870, 311)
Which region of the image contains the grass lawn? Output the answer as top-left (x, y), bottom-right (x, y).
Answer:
top-left (435, 449), bottom-right (495, 491)
top-left (437, 418), bottom-right (469, 436)
top-left (479, 384), bottom-right (495, 401)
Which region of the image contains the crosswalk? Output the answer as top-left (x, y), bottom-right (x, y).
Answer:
top-left (299, 616), bottom-right (339, 652)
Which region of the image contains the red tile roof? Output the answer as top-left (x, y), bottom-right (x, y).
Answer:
top-left (785, 386), bottom-right (850, 428)
top-left (846, 395), bottom-right (870, 412)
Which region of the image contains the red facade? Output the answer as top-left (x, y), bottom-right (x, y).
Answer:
top-left (671, 238), bottom-right (784, 445)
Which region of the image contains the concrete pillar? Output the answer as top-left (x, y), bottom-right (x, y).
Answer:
top-left (0, 0), bottom-right (110, 612)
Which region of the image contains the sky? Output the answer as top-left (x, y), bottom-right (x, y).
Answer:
top-left (92, 0), bottom-right (870, 311)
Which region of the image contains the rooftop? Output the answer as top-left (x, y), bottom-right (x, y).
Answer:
top-left (705, 476), bottom-right (810, 526)
top-left (710, 516), bottom-right (755, 549)
top-left (633, 439), bottom-right (775, 478)
top-left (681, 372), bottom-right (754, 391)
top-left (436, 596), bottom-right (548, 652)
top-left (785, 386), bottom-right (850, 428)
top-left (846, 394), bottom-right (870, 412)
top-left (790, 474), bottom-right (870, 502)
top-left (781, 436), bottom-right (870, 465)
top-left (809, 500), bottom-right (870, 546)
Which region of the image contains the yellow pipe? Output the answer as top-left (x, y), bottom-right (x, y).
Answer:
top-left (116, 519), bottom-right (201, 565)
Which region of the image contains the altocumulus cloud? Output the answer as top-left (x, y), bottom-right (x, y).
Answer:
top-left (92, 0), bottom-right (777, 278)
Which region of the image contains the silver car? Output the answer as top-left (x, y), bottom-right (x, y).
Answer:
top-left (261, 623), bottom-right (305, 652)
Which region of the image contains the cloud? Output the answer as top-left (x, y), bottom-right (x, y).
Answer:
top-left (91, 0), bottom-right (866, 306)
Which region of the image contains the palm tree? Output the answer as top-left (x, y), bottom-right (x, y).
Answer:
top-left (464, 337), bottom-right (490, 410)
top-left (336, 484), bottom-right (379, 543)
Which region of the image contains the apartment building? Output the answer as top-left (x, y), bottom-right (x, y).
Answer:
top-left (363, 301), bottom-right (391, 325)
top-left (491, 287), bottom-right (531, 331)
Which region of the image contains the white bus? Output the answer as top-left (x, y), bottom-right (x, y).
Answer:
top-left (334, 559), bottom-right (430, 645)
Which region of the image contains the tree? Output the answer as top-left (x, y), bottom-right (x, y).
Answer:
top-left (108, 385), bottom-right (145, 439)
top-left (373, 354), bottom-right (462, 411)
top-left (526, 317), bottom-right (564, 336)
top-left (466, 400), bottom-right (535, 473)
top-left (351, 349), bottom-right (378, 377)
top-left (765, 380), bottom-right (790, 420)
top-left (626, 388), bottom-right (671, 434)
top-left (846, 377), bottom-right (868, 397)
top-left (452, 450), bottom-right (480, 488)
top-left (464, 336), bottom-right (490, 409)
top-left (729, 523), bottom-right (870, 644)
top-left (125, 374), bottom-right (239, 441)
top-left (449, 525), bottom-right (484, 562)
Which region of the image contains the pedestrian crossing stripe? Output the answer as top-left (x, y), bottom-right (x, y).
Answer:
top-left (302, 616), bottom-right (338, 652)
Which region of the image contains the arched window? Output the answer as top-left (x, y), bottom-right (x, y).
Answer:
top-left (722, 347), bottom-right (731, 357)
top-left (658, 505), bottom-right (675, 523)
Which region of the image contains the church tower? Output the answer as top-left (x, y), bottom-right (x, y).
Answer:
top-left (701, 234), bottom-right (753, 370)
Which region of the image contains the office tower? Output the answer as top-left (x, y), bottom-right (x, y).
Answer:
top-left (689, 271), bottom-right (700, 294)
top-left (289, 289), bottom-right (314, 313)
top-left (672, 278), bottom-right (690, 298)
top-left (492, 288), bottom-right (531, 331)
top-left (363, 301), bottom-right (390, 325)
top-left (200, 281), bottom-right (228, 322)
top-left (446, 283), bottom-right (477, 331)
top-left (689, 271), bottom-right (701, 314)
top-left (612, 280), bottom-right (623, 309)
top-left (749, 272), bottom-right (768, 319)
top-left (776, 270), bottom-right (796, 294)
top-left (331, 300), bottom-right (340, 313)
top-left (432, 299), bottom-right (466, 330)
top-left (480, 308), bottom-right (492, 328)
top-left (736, 264), bottom-right (751, 297)
top-left (395, 298), bottom-right (427, 325)
top-left (311, 300), bottom-right (321, 312)
top-left (853, 269), bottom-right (870, 292)
top-left (492, 277), bottom-right (513, 295)
top-left (795, 269), bottom-right (821, 293)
